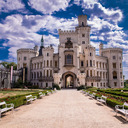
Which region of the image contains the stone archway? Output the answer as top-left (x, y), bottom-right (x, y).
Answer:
top-left (62, 72), bottom-right (77, 88)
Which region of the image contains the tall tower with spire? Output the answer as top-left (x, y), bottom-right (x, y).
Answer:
top-left (39, 35), bottom-right (44, 56)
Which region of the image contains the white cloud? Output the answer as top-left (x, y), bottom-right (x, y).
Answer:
top-left (28, 0), bottom-right (71, 14)
top-left (0, 0), bottom-right (24, 12)
top-left (0, 14), bottom-right (78, 62)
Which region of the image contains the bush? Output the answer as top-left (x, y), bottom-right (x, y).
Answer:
top-left (52, 83), bottom-right (61, 90)
top-left (0, 91), bottom-right (47, 108)
top-left (77, 85), bottom-right (86, 90)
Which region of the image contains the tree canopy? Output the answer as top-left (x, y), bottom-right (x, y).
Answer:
top-left (0, 62), bottom-right (17, 70)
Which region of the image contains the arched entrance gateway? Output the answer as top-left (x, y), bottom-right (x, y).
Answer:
top-left (62, 72), bottom-right (77, 88)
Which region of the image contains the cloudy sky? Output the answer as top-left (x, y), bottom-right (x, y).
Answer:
top-left (0, 0), bottom-right (128, 79)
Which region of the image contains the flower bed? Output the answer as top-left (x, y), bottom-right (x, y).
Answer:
top-left (0, 90), bottom-right (51, 108)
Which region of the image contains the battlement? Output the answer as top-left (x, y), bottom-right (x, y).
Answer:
top-left (43, 46), bottom-right (54, 51)
top-left (58, 29), bottom-right (77, 34)
top-left (17, 48), bottom-right (36, 53)
top-left (102, 47), bottom-right (122, 52)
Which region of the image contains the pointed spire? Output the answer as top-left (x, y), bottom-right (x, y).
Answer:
top-left (41, 35), bottom-right (44, 47)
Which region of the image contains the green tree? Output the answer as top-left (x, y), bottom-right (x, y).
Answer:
top-left (0, 61), bottom-right (17, 70)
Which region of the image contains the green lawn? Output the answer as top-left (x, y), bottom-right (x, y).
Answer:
top-left (0, 90), bottom-right (41, 98)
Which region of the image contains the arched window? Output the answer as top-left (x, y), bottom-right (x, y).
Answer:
top-left (113, 71), bottom-right (117, 79)
top-left (65, 54), bottom-right (73, 65)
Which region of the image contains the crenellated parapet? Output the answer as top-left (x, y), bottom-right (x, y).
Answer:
top-left (58, 29), bottom-right (77, 35)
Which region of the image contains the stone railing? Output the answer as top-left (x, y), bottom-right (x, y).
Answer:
top-left (38, 77), bottom-right (54, 82)
top-left (85, 76), bottom-right (101, 82)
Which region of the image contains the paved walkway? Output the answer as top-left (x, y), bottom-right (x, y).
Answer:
top-left (0, 90), bottom-right (128, 128)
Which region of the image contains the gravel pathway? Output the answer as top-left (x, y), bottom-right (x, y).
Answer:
top-left (0, 90), bottom-right (128, 128)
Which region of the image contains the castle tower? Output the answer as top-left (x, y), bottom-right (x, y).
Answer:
top-left (99, 43), bottom-right (103, 56)
top-left (78, 15), bottom-right (87, 27)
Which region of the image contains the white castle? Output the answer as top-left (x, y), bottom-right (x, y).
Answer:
top-left (17, 15), bottom-right (124, 88)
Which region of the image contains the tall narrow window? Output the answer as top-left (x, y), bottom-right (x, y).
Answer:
top-left (50, 60), bottom-right (52, 67)
top-left (81, 61), bottom-right (84, 67)
top-left (50, 70), bottom-right (52, 77)
top-left (113, 71), bottom-right (117, 79)
top-left (47, 60), bottom-right (49, 67)
top-left (65, 54), bottom-right (73, 65)
top-left (90, 60), bottom-right (92, 67)
top-left (113, 63), bottom-right (116, 68)
top-left (47, 70), bottom-right (49, 77)
top-left (55, 61), bottom-right (57, 67)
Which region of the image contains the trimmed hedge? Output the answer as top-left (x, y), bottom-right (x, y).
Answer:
top-left (97, 89), bottom-right (128, 97)
top-left (0, 90), bottom-right (51, 108)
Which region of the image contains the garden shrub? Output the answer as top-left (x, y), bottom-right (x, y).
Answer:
top-left (77, 85), bottom-right (86, 90)
top-left (52, 83), bottom-right (61, 90)
top-left (0, 91), bottom-right (48, 108)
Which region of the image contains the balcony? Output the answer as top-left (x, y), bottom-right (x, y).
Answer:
top-left (38, 77), bottom-right (54, 82)
top-left (85, 76), bottom-right (101, 82)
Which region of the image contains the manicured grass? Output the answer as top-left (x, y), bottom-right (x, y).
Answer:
top-left (0, 90), bottom-right (40, 98)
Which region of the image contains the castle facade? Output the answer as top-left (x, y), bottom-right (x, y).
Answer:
top-left (17, 15), bottom-right (124, 88)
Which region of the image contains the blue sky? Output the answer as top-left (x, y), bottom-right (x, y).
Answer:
top-left (0, 0), bottom-right (128, 79)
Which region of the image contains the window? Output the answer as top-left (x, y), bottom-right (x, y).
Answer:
top-left (19, 57), bottom-right (20, 61)
top-left (82, 22), bottom-right (84, 26)
top-left (37, 63), bottom-right (39, 69)
top-left (81, 61), bottom-right (84, 67)
top-left (113, 63), bottom-right (116, 68)
top-left (47, 53), bottom-right (49, 56)
top-left (50, 70), bottom-right (52, 77)
top-left (90, 53), bottom-right (92, 56)
top-left (120, 72), bottom-right (122, 78)
top-left (40, 72), bottom-right (42, 77)
top-left (90, 60), bottom-right (92, 67)
top-left (87, 60), bottom-right (88, 67)
top-left (46, 83), bottom-right (48, 87)
top-left (47, 60), bottom-right (49, 67)
top-left (44, 70), bottom-right (45, 76)
top-left (100, 72), bottom-right (102, 78)
top-left (113, 71), bottom-right (117, 79)
top-left (55, 61), bottom-right (57, 67)
top-left (120, 63), bottom-right (122, 68)
top-left (50, 60), bottom-right (52, 67)
top-left (97, 83), bottom-right (99, 87)
top-left (32, 73), bottom-right (33, 79)
top-left (90, 70), bottom-right (92, 77)
top-left (47, 70), bottom-right (49, 77)
top-left (82, 41), bottom-right (85, 44)
top-left (40, 62), bottom-right (42, 69)
top-left (44, 61), bottom-right (45, 67)
top-left (24, 57), bottom-right (27, 60)
top-left (96, 62), bottom-right (98, 68)
top-left (113, 56), bottom-right (116, 59)
top-left (87, 70), bottom-right (89, 77)
top-left (93, 60), bottom-right (95, 66)
top-left (82, 34), bottom-right (85, 37)
top-left (114, 82), bottom-right (117, 87)
top-left (65, 54), bottom-right (73, 65)
top-left (91, 83), bottom-right (93, 87)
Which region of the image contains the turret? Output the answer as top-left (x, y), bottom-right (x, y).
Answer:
top-left (78, 15), bottom-right (87, 27)
top-left (99, 43), bottom-right (103, 56)
top-left (39, 35), bottom-right (44, 56)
